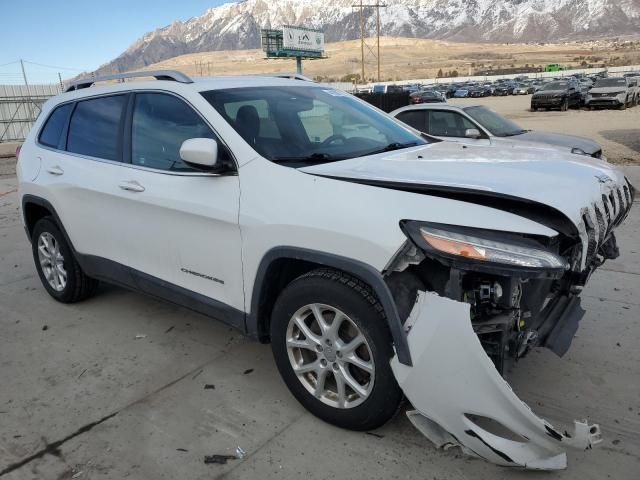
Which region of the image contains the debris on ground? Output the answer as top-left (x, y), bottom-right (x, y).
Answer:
top-left (235, 446), bottom-right (246, 459)
top-left (365, 431), bottom-right (384, 439)
top-left (176, 448), bottom-right (188, 452)
top-left (204, 384), bottom-right (215, 390)
top-left (134, 334), bottom-right (147, 340)
top-left (243, 368), bottom-right (254, 375)
top-left (42, 325), bottom-right (49, 331)
top-left (165, 326), bottom-right (175, 333)
top-left (204, 454), bottom-right (237, 465)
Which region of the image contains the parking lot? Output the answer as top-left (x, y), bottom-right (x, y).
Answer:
top-left (1, 109), bottom-right (639, 479)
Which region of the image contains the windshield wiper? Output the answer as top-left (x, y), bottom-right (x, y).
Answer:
top-left (502, 129), bottom-right (528, 137)
top-left (272, 153), bottom-right (336, 164)
top-left (364, 141), bottom-right (420, 156)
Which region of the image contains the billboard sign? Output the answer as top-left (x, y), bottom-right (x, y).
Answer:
top-left (282, 25), bottom-right (324, 54)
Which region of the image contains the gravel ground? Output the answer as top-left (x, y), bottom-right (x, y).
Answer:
top-left (449, 94), bottom-right (640, 165)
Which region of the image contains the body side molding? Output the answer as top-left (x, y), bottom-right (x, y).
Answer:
top-left (247, 246), bottom-right (412, 366)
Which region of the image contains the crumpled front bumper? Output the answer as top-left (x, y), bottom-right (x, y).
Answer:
top-left (391, 292), bottom-right (602, 470)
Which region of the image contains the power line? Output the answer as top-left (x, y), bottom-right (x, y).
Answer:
top-left (22, 60), bottom-right (86, 72)
top-left (0, 60), bottom-right (19, 68)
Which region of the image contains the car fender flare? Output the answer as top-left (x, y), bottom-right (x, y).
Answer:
top-left (248, 246), bottom-right (412, 366)
top-left (21, 195), bottom-right (77, 249)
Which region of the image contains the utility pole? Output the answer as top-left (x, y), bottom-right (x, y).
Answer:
top-left (19, 59), bottom-right (37, 121)
top-left (359, 0), bottom-right (365, 83)
top-left (58, 72), bottom-right (64, 92)
top-left (352, 2), bottom-right (387, 83)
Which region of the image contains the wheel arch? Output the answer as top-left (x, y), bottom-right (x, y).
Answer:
top-left (22, 195), bottom-right (75, 251)
top-left (247, 247), bottom-right (412, 366)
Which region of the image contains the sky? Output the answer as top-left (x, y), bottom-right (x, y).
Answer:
top-left (0, 0), bottom-right (230, 84)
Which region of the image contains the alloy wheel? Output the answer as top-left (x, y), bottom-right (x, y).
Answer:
top-left (286, 303), bottom-right (375, 409)
top-left (37, 232), bottom-right (67, 292)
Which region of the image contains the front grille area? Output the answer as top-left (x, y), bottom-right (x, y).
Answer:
top-left (581, 181), bottom-right (634, 269)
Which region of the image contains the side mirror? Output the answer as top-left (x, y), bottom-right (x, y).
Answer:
top-left (179, 138), bottom-right (219, 169)
top-left (465, 128), bottom-right (482, 139)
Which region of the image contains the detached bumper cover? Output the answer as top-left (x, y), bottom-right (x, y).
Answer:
top-left (391, 292), bottom-right (602, 470)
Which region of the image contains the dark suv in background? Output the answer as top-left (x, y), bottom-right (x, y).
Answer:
top-left (531, 79), bottom-right (582, 111)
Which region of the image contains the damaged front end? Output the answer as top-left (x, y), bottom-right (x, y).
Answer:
top-left (390, 292), bottom-right (601, 470)
top-left (383, 206), bottom-right (637, 469)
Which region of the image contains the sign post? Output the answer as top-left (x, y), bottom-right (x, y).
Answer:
top-left (261, 25), bottom-right (326, 75)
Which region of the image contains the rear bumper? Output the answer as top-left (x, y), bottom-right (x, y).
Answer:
top-left (391, 292), bottom-right (601, 470)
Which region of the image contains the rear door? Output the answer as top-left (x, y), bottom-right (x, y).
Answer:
top-left (37, 93), bottom-right (132, 266)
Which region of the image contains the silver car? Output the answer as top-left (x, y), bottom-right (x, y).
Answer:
top-left (390, 103), bottom-right (603, 158)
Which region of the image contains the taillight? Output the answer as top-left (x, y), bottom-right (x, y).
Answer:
top-left (15, 145), bottom-right (21, 159)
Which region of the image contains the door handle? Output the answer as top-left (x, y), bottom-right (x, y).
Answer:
top-left (46, 165), bottom-right (64, 176)
top-left (118, 180), bottom-right (145, 193)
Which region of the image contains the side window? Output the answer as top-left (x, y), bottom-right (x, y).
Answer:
top-left (67, 95), bottom-right (127, 161)
top-left (39, 103), bottom-right (73, 149)
top-left (131, 93), bottom-right (229, 172)
top-left (428, 111), bottom-right (476, 137)
top-left (395, 110), bottom-right (427, 132)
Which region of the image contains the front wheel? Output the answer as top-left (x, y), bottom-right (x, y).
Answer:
top-left (560, 98), bottom-right (569, 111)
top-left (270, 269), bottom-right (402, 431)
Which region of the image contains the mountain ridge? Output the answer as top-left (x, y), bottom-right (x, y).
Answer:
top-left (95, 0), bottom-right (640, 75)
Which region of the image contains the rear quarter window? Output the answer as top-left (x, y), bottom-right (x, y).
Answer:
top-left (38, 103), bottom-right (73, 148)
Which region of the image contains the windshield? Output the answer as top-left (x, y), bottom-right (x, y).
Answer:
top-left (542, 81), bottom-right (569, 91)
top-left (463, 105), bottom-right (525, 137)
top-left (594, 78), bottom-right (627, 88)
top-left (201, 86), bottom-right (425, 165)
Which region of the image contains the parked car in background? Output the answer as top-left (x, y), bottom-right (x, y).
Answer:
top-left (531, 80), bottom-right (582, 111)
top-left (468, 85), bottom-right (490, 97)
top-left (513, 83), bottom-right (535, 95)
top-left (391, 103), bottom-right (604, 158)
top-left (493, 82), bottom-right (515, 96)
top-left (453, 88), bottom-right (470, 98)
top-left (586, 77), bottom-right (636, 110)
top-left (410, 89), bottom-right (446, 104)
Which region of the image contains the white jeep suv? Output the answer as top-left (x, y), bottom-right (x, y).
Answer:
top-left (18, 71), bottom-right (634, 470)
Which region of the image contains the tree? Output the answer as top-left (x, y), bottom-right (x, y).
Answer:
top-left (437, 68), bottom-right (444, 78)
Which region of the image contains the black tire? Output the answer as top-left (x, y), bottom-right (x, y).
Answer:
top-left (270, 268), bottom-right (402, 431)
top-left (620, 102), bottom-right (626, 111)
top-left (560, 98), bottom-right (569, 111)
top-left (32, 217), bottom-right (98, 303)
top-left (531, 106), bottom-right (537, 112)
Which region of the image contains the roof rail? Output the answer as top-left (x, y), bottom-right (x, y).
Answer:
top-left (65, 70), bottom-right (193, 93)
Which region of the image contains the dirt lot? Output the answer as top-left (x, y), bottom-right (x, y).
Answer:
top-left (448, 94), bottom-right (640, 165)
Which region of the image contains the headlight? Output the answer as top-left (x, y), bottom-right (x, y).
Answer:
top-left (571, 147), bottom-right (588, 155)
top-left (403, 222), bottom-right (568, 271)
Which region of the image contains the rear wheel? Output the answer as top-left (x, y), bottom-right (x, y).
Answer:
top-left (270, 269), bottom-right (402, 431)
top-left (32, 218), bottom-right (98, 303)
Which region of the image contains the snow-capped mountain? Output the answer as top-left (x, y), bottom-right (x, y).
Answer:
top-left (97, 0), bottom-right (640, 74)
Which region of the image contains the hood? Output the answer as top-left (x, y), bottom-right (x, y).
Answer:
top-left (513, 131), bottom-right (601, 155)
top-left (533, 90), bottom-right (566, 96)
top-left (301, 142), bottom-right (633, 270)
top-left (589, 86), bottom-right (626, 94)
